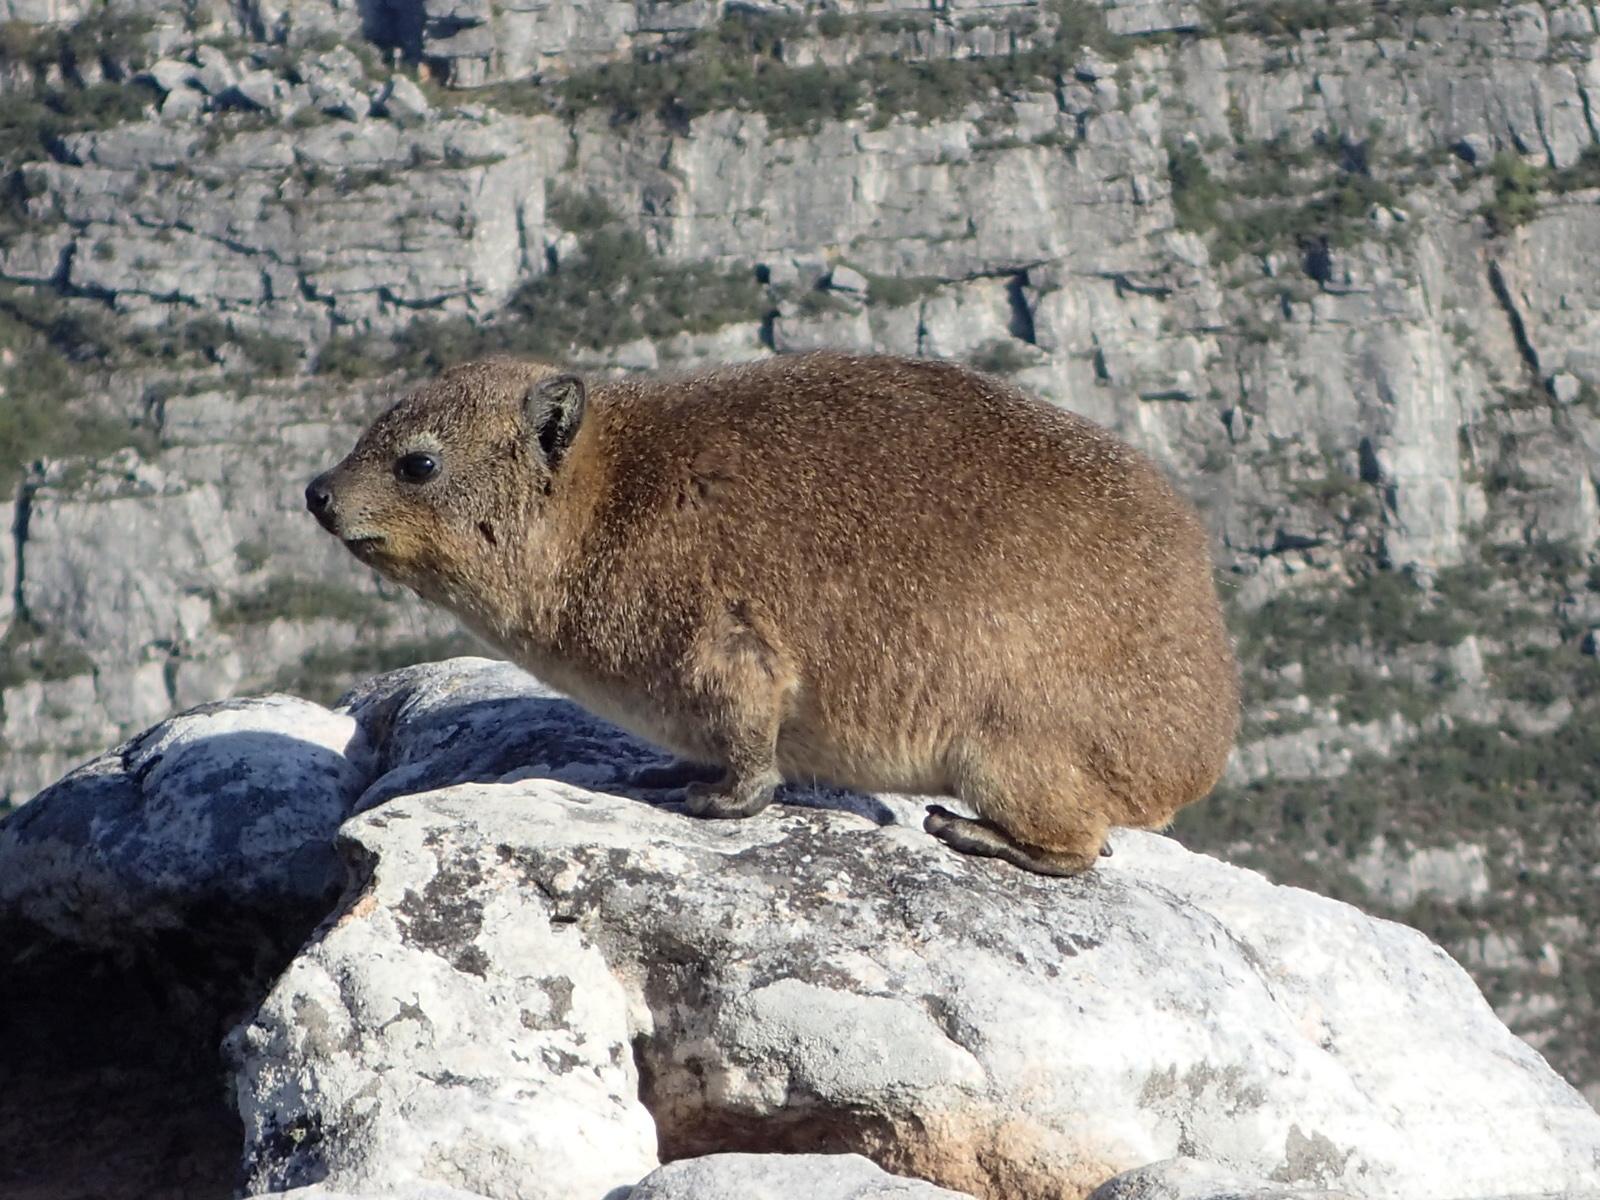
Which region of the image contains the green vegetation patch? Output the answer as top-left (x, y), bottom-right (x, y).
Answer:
top-left (215, 577), bottom-right (389, 627)
top-left (0, 282), bottom-right (303, 490)
top-left (1242, 568), bottom-right (1471, 671)
top-left (1202, 0), bottom-right (1508, 40)
top-left (862, 273), bottom-right (943, 309)
top-left (0, 10), bottom-right (158, 198)
top-left (318, 199), bottom-right (767, 376)
top-left (556, 3), bottom-right (1126, 133)
top-left (1480, 147), bottom-right (1600, 234)
top-left (0, 10), bottom-right (153, 74)
top-left (1168, 133), bottom-right (1407, 262)
top-left (0, 615), bottom-right (95, 689)
top-left (968, 338), bottom-right (1037, 376)
top-left (271, 631), bottom-right (481, 706)
top-left (0, 286), bottom-right (157, 491)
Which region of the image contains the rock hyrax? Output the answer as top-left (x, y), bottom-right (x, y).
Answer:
top-left (307, 352), bottom-right (1238, 876)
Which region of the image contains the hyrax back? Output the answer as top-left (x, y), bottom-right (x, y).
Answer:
top-left (307, 352), bottom-right (1239, 876)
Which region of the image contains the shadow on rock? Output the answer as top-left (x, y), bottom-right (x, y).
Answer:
top-left (340, 657), bottom-right (900, 825)
top-left (0, 701), bottom-right (371, 1200)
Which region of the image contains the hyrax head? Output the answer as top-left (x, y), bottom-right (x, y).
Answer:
top-left (306, 359), bottom-right (587, 598)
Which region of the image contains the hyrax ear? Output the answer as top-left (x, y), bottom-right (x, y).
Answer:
top-left (524, 374), bottom-right (586, 469)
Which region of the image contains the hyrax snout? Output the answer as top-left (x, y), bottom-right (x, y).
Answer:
top-left (308, 352), bottom-right (1239, 876)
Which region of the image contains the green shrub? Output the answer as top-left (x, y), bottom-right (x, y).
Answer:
top-left (557, 3), bottom-right (1125, 132)
top-left (388, 226), bottom-right (765, 371)
top-left (1481, 146), bottom-right (1600, 235)
top-left (1167, 133), bottom-right (1408, 262)
top-left (234, 539), bottom-right (271, 572)
top-left (0, 10), bottom-right (153, 73)
top-left (968, 338), bottom-right (1035, 375)
top-left (1204, 0), bottom-right (1503, 39)
top-left (0, 78), bottom-right (159, 175)
top-left (230, 328), bottom-right (302, 375)
top-left (0, 617), bottom-right (95, 689)
top-left (316, 333), bottom-right (390, 380)
top-left (1484, 153), bottom-right (1546, 233)
top-left (863, 273), bottom-right (942, 309)
top-left (546, 187), bottom-right (622, 235)
top-left (215, 577), bottom-right (388, 626)
top-left (0, 287), bottom-right (156, 490)
top-left (1168, 142), bottom-right (1224, 233)
top-left (271, 631), bottom-right (481, 704)
top-left (1242, 568), bottom-right (1468, 669)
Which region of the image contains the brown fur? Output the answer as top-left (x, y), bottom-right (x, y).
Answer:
top-left (307, 352), bottom-right (1239, 875)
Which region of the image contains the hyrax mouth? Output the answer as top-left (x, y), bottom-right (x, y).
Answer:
top-left (340, 533), bottom-right (388, 558)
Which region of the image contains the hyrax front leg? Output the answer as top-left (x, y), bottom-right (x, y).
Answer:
top-left (681, 701), bottom-right (784, 818)
top-left (680, 603), bottom-right (795, 821)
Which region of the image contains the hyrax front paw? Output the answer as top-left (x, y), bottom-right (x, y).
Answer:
top-left (683, 770), bottom-right (780, 819)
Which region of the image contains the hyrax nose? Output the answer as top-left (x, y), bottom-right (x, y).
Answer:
top-left (305, 478), bottom-right (331, 513)
top-left (305, 473), bottom-right (336, 526)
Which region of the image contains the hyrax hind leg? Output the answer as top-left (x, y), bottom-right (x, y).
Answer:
top-left (680, 602), bottom-right (794, 820)
top-left (926, 750), bottom-right (1112, 877)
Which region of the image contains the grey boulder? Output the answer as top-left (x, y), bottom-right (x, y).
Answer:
top-left (222, 659), bottom-right (1600, 1200)
top-left (6, 658), bottom-right (1600, 1200)
top-left (0, 694), bottom-right (369, 953)
top-left (630, 1153), bottom-right (978, 1198)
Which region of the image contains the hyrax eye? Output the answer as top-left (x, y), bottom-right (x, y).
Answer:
top-left (396, 452), bottom-right (440, 483)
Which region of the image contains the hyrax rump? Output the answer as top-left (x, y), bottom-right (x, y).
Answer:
top-left (306, 352), bottom-right (1239, 876)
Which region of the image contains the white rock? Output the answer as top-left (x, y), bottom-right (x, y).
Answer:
top-left (193, 45), bottom-right (239, 96)
top-left (160, 85), bottom-right (205, 121)
top-left (275, 1188), bottom-right (491, 1200)
top-left (0, 694), bottom-right (368, 948)
top-left (232, 69), bottom-right (282, 113)
top-left (1350, 838), bottom-right (1491, 908)
top-left (231, 780), bottom-right (660, 1199)
top-left (7, 659), bottom-right (1600, 1199)
top-left (376, 76), bottom-right (431, 127)
top-left (829, 264), bottom-right (870, 294)
top-left (630, 1153), bottom-right (978, 1199)
top-left (221, 662), bottom-right (1600, 1200)
top-left (142, 58), bottom-right (198, 96)
top-left (1089, 1156), bottom-right (1354, 1199)
top-left (613, 336), bottom-right (659, 371)
top-left (20, 478), bottom-right (240, 662)
top-left (309, 76), bottom-right (370, 120)
top-left (303, 46), bottom-right (368, 86)
top-left (1550, 371), bottom-right (1584, 405)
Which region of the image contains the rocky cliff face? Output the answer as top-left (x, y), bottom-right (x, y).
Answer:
top-left (1, 0), bottom-right (1598, 1098)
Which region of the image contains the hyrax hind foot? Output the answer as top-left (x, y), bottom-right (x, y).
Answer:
top-left (924, 805), bottom-right (1100, 877)
top-left (684, 768), bottom-right (782, 819)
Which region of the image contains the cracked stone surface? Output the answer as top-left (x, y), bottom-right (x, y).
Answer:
top-left (232, 776), bottom-right (1600, 1200)
top-left (629, 1153), bottom-right (981, 1199)
top-left (4, 659), bottom-right (1600, 1198)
